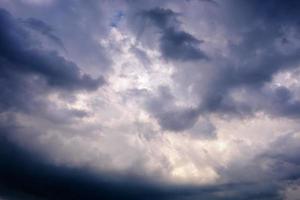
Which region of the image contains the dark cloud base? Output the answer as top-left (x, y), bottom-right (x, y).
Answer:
top-left (0, 127), bottom-right (290, 200)
top-left (0, 134), bottom-right (161, 200)
top-left (0, 124), bottom-right (170, 200)
top-left (0, 124), bottom-right (286, 200)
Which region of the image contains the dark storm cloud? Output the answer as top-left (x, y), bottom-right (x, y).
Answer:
top-left (246, 0), bottom-right (300, 24)
top-left (0, 125), bottom-right (164, 200)
top-left (141, 8), bottom-right (179, 30)
top-left (262, 86), bottom-right (300, 119)
top-left (139, 8), bottom-right (208, 61)
top-left (0, 126), bottom-right (284, 200)
top-left (1, 1), bottom-right (300, 200)
top-left (133, 0), bottom-right (300, 133)
top-left (22, 18), bottom-right (65, 49)
top-left (175, 0), bottom-right (300, 119)
top-left (199, 47), bottom-right (300, 116)
top-left (159, 28), bottom-right (207, 61)
top-left (0, 8), bottom-right (104, 91)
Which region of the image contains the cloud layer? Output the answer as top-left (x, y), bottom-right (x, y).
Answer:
top-left (1, 0), bottom-right (300, 199)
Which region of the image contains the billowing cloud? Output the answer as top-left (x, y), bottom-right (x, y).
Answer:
top-left (138, 7), bottom-right (208, 61)
top-left (0, 9), bottom-right (104, 91)
top-left (1, 0), bottom-right (300, 199)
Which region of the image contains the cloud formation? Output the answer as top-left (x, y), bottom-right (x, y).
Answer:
top-left (1, 0), bottom-right (300, 199)
top-left (139, 7), bottom-right (208, 61)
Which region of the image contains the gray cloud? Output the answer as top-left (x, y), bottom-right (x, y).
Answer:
top-left (159, 28), bottom-right (207, 61)
top-left (154, 0), bottom-right (300, 121)
top-left (22, 17), bottom-right (65, 49)
top-left (138, 7), bottom-right (208, 61)
top-left (145, 86), bottom-right (200, 132)
top-left (1, 0), bottom-right (300, 199)
top-left (0, 9), bottom-right (104, 92)
top-left (130, 0), bottom-right (300, 134)
top-left (0, 127), bottom-right (285, 200)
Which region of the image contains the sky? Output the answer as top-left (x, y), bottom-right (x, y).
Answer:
top-left (0, 0), bottom-right (300, 199)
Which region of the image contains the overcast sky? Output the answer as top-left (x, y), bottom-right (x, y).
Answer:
top-left (1, 0), bottom-right (300, 199)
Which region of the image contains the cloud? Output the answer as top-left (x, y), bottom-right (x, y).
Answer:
top-left (0, 8), bottom-right (106, 114)
top-left (0, 9), bottom-right (104, 91)
top-left (141, 7), bottom-right (179, 30)
top-left (138, 7), bottom-right (208, 61)
top-left (22, 17), bottom-right (65, 49)
top-left (0, 129), bottom-right (285, 200)
top-left (0, 128), bottom-right (163, 200)
top-left (1, 1), bottom-right (300, 199)
top-left (145, 86), bottom-right (200, 132)
top-left (159, 28), bottom-right (207, 61)
top-left (128, 1), bottom-right (300, 133)
top-left (159, 0), bottom-right (300, 119)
